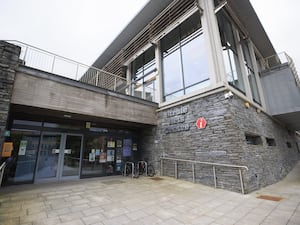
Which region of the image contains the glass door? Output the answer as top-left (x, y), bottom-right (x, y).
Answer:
top-left (35, 133), bottom-right (82, 182)
top-left (36, 134), bottom-right (61, 180)
top-left (61, 135), bottom-right (82, 177)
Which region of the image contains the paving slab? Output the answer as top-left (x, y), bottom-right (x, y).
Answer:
top-left (0, 161), bottom-right (299, 225)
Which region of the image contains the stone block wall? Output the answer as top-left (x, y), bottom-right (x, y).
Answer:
top-left (0, 41), bottom-right (21, 157)
top-left (140, 91), bottom-right (300, 193)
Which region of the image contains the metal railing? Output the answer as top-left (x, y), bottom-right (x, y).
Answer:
top-left (263, 52), bottom-right (300, 88)
top-left (0, 162), bottom-right (6, 187)
top-left (160, 157), bottom-right (248, 194)
top-left (5, 40), bottom-right (127, 92)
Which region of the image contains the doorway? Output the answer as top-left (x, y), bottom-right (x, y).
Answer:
top-left (35, 133), bottom-right (83, 182)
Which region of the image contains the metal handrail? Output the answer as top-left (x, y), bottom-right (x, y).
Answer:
top-left (160, 156), bottom-right (248, 194)
top-left (4, 40), bottom-right (127, 92)
top-left (0, 162), bottom-right (7, 187)
top-left (263, 52), bottom-right (300, 88)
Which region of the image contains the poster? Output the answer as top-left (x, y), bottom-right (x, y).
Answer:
top-left (18, 140), bottom-right (27, 156)
top-left (123, 139), bottom-right (132, 157)
top-left (132, 143), bottom-right (138, 151)
top-left (89, 153), bottom-right (95, 162)
top-left (107, 149), bottom-right (115, 162)
top-left (99, 152), bottom-right (107, 163)
top-left (107, 140), bottom-right (115, 148)
top-left (1, 142), bottom-right (13, 157)
top-left (116, 140), bottom-right (122, 148)
top-left (95, 149), bottom-right (100, 156)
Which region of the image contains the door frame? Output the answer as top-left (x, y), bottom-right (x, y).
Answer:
top-left (34, 132), bottom-right (83, 183)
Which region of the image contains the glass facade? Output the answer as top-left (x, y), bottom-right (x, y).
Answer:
top-left (241, 41), bottom-right (261, 104)
top-left (217, 11), bottom-right (245, 93)
top-left (161, 12), bottom-right (210, 101)
top-left (1, 118), bottom-right (139, 185)
top-left (130, 46), bottom-right (158, 102)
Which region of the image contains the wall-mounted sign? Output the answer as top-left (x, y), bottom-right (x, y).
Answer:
top-left (4, 130), bottom-right (10, 137)
top-left (196, 117), bottom-right (207, 129)
top-left (18, 140), bottom-right (27, 155)
top-left (2, 142), bottom-right (13, 157)
top-left (165, 105), bottom-right (190, 134)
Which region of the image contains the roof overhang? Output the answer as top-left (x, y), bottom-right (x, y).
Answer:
top-left (92, 0), bottom-right (276, 69)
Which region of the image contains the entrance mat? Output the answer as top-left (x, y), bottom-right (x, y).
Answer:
top-left (256, 195), bottom-right (283, 201)
top-left (150, 177), bottom-right (164, 181)
top-left (102, 180), bottom-right (125, 185)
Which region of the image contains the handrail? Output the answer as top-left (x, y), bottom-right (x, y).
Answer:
top-left (263, 52), bottom-right (300, 88)
top-left (4, 40), bottom-right (127, 92)
top-left (160, 156), bottom-right (248, 194)
top-left (0, 162), bottom-right (7, 187)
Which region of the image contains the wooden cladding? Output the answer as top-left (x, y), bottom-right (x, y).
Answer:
top-left (103, 0), bottom-right (198, 77)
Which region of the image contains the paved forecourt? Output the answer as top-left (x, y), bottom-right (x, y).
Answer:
top-left (0, 162), bottom-right (300, 225)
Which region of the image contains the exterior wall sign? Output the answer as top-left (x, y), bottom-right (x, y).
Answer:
top-left (196, 117), bottom-right (207, 129)
top-left (18, 140), bottom-right (27, 155)
top-left (165, 106), bottom-right (190, 134)
top-left (2, 142), bottom-right (13, 157)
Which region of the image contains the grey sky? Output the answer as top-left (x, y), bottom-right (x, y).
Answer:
top-left (0, 0), bottom-right (300, 72)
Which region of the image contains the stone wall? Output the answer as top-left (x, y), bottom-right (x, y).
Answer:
top-left (140, 91), bottom-right (300, 193)
top-left (0, 41), bottom-right (21, 158)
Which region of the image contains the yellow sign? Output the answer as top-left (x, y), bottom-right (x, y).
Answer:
top-left (2, 142), bottom-right (13, 157)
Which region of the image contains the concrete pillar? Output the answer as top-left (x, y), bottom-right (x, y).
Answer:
top-left (0, 41), bottom-right (21, 159)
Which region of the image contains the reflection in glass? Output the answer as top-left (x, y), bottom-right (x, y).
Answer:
top-left (81, 136), bottom-right (107, 176)
top-left (4, 130), bottom-right (40, 184)
top-left (163, 49), bottom-right (183, 96)
top-left (182, 34), bottom-right (209, 87)
top-left (161, 11), bottom-right (210, 101)
top-left (62, 135), bottom-right (82, 176)
top-left (217, 10), bottom-right (245, 93)
top-left (36, 134), bottom-right (61, 179)
top-left (242, 41), bottom-right (261, 104)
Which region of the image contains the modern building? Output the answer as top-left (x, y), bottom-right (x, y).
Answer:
top-left (1, 0), bottom-right (300, 193)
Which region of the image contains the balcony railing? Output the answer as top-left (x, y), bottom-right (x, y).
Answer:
top-left (263, 52), bottom-right (300, 88)
top-left (6, 40), bottom-right (127, 93)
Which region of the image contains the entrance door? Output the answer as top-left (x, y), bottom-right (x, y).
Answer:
top-left (35, 133), bottom-right (82, 182)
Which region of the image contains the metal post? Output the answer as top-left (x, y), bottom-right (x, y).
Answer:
top-left (114, 76), bottom-right (117, 91)
top-left (96, 71), bottom-right (99, 87)
top-left (51, 55), bottom-right (56, 73)
top-left (75, 64), bottom-right (79, 80)
top-left (161, 159), bottom-right (163, 176)
top-left (213, 166), bottom-right (217, 188)
top-left (131, 162), bottom-right (134, 179)
top-left (23, 45), bottom-right (29, 62)
top-left (239, 169), bottom-right (245, 194)
top-left (175, 161), bottom-right (178, 179)
top-left (144, 161), bottom-right (148, 176)
top-left (192, 163), bottom-right (195, 183)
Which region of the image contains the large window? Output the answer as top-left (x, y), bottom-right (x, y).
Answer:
top-left (241, 41), bottom-right (261, 104)
top-left (130, 46), bottom-right (158, 102)
top-left (161, 12), bottom-right (210, 101)
top-left (217, 11), bottom-right (245, 93)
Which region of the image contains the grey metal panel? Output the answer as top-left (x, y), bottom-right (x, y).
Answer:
top-left (261, 65), bottom-right (300, 130)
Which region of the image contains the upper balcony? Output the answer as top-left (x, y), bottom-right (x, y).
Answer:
top-left (260, 52), bottom-right (300, 131)
top-left (6, 40), bottom-right (129, 95)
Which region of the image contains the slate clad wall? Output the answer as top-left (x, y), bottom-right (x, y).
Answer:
top-left (0, 41), bottom-right (21, 155)
top-left (140, 91), bottom-right (300, 193)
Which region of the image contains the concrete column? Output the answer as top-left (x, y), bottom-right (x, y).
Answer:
top-left (0, 41), bottom-right (21, 159)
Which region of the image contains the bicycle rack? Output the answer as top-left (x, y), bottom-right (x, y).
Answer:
top-left (137, 161), bottom-right (148, 176)
top-left (124, 161), bottom-right (135, 178)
